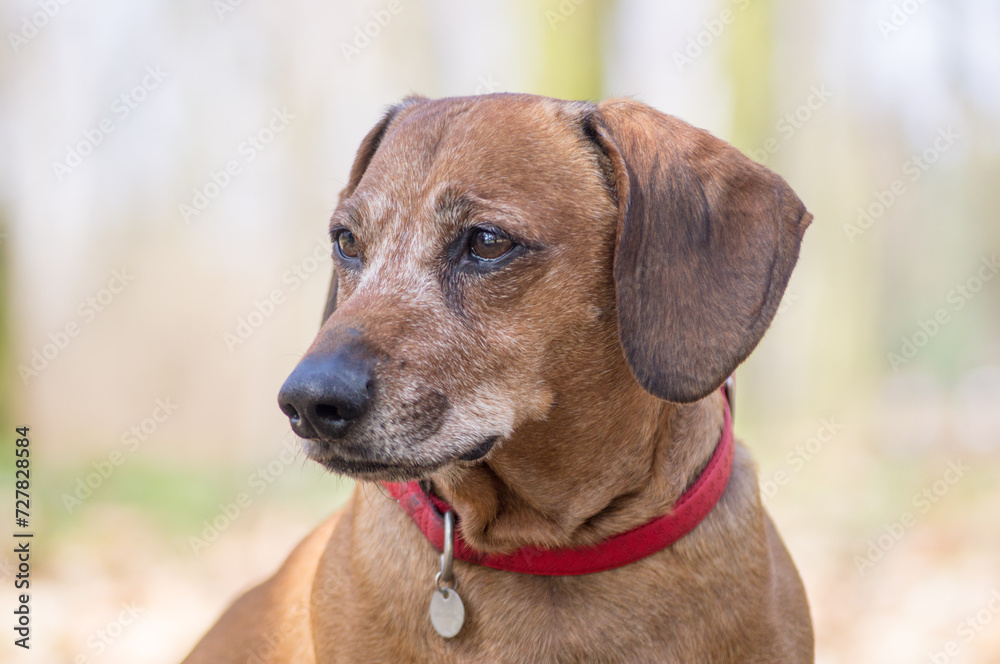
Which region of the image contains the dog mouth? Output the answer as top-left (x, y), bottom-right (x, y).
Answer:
top-left (301, 436), bottom-right (498, 482)
top-left (458, 435), bottom-right (498, 461)
top-left (313, 454), bottom-right (444, 482)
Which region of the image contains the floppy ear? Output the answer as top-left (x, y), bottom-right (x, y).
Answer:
top-left (321, 273), bottom-right (338, 324)
top-left (584, 99), bottom-right (812, 403)
top-left (321, 96), bottom-right (427, 325)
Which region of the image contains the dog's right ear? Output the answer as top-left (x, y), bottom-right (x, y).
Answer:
top-left (583, 99), bottom-right (812, 403)
top-left (322, 97), bottom-right (427, 325)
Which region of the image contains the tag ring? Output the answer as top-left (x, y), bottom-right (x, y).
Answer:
top-left (428, 510), bottom-right (465, 638)
top-left (436, 511), bottom-right (456, 593)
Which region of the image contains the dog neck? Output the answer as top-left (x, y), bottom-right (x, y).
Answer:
top-left (428, 386), bottom-right (727, 554)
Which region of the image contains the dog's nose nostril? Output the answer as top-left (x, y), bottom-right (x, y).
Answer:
top-left (277, 343), bottom-right (375, 441)
top-left (315, 404), bottom-right (339, 421)
top-left (280, 402), bottom-right (301, 423)
top-left (315, 402), bottom-right (360, 424)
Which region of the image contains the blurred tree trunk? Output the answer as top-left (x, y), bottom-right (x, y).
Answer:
top-left (725, 0), bottom-right (774, 151)
top-left (530, 0), bottom-right (607, 101)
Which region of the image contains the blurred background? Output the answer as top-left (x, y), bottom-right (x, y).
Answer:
top-left (1, 0), bottom-right (998, 661)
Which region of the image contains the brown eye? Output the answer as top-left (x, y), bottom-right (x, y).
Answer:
top-left (470, 229), bottom-right (513, 260)
top-left (336, 229), bottom-right (359, 260)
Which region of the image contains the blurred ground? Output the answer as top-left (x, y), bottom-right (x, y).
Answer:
top-left (0, 457), bottom-right (354, 663)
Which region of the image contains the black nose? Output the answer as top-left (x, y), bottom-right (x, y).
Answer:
top-left (278, 344), bottom-right (374, 440)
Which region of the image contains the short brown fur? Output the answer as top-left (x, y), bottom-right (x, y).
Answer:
top-left (184, 93), bottom-right (813, 663)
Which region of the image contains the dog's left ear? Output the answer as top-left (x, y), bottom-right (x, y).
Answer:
top-left (321, 96), bottom-right (427, 325)
top-left (321, 273), bottom-right (338, 324)
top-left (584, 99), bottom-right (812, 403)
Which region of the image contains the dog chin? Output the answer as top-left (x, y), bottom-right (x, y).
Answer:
top-left (300, 436), bottom-right (498, 482)
top-left (319, 456), bottom-right (443, 482)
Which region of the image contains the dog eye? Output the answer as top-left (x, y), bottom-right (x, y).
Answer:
top-left (335, 229), bottom-right (360, 260)
top-left (469, 229), bottom-right (514, 260)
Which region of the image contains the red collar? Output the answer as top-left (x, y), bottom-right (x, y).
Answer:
top-left (383, 385), bottom-right (734, 576)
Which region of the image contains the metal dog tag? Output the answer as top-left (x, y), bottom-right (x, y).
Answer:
top-left (429, 510), bottom-right (465, 638)
top-left (429, 587), bottom-right (465, 638)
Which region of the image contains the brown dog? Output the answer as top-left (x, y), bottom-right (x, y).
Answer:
top-left (183, 93), bottom-right (813, 663)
